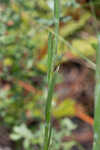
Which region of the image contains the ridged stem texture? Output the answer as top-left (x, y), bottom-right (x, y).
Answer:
top-left (43, 0), bottom-right (60, 150)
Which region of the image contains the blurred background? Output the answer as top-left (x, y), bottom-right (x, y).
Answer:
top-left (0, 0), bottom-right (99, 150)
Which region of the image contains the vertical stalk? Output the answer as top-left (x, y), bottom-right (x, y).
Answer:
top-left (54, 0), bottom-right (60, 55)
top-left (89, 1), bottom-right (100, 150)
top-left (93, 34), bottom-right (100, 150)
top-left (43, 0), bottom-right (60, 150)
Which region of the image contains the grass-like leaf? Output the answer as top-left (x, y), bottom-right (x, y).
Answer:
top-left (43, 0), bottom-right (60, 150)
top-left (93, 34), bottom-right (100, 150)
top-left (44, 72), bottom-right (56, 150)
top-left (48, 32), bottom-right (53, 83)
top-left (89, 1), bottom-right (100, 150)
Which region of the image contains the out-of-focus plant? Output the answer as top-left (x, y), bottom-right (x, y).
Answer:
top-left (51, 118), bottom-right (77, 150)
top-left (0, 86), bottom-right (44, 126)
top-left (10, 123), bottom-right (44, 150)
top-left (10, 118), bottom-right (77, 150)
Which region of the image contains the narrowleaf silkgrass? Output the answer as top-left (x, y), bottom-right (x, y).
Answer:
top-left (43, 0), bottom-right (60, 150)
top-left (93, 35), bottom-right (100, 150)
top-left (92, 12), bottom-right (100, 150)
top-left (89, 1), bottom-right (100, 150)
top-left (44, 71), bottom-right (56, 150)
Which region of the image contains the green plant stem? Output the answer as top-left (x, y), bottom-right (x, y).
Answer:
top-left (43, 0), bottom-right (60, 150)
top-left (48, 32), bottom-right (53, 82)
top-left (93, 35), bottom-right (100, 150)
top-left (44, 73), bottom-right (56, 150)
top-left (54, 0), bottom-right (60, 56)
top-left (90, 1), bottom-right (100, 150)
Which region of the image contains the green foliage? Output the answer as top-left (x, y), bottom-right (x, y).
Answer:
top-left (0, 85), bottom-right (44, 126)
top-left (10, 118), bottom-right (77, 150)
top-left (11, 123), bottom-right (44, 150)
top-left (53, 99), bottom-right (76, 118)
